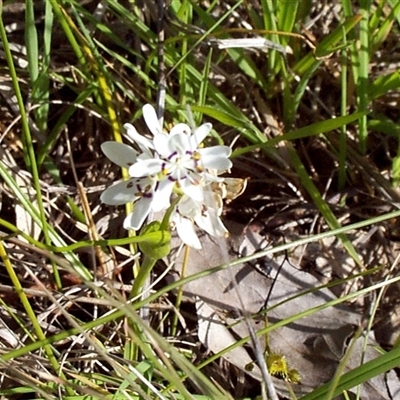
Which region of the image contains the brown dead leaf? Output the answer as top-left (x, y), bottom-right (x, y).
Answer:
top-left (196, 298), bottom-right (263, 383)
top-left (165, 221), bottom-right (399, 398)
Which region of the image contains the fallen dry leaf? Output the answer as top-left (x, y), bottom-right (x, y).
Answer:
top-left (165, 221), bottom-right (399, 398)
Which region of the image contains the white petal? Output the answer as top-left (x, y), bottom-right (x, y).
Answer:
top-left (153, 133), bottom-right (170, 157)
top-left (175, 215), bottom-right (202, 249)
top-left (176, 195), bottom-right (198, 217)
top-left (100, 179), bottom-right (138, 205)
top-left (200, 172), bottom-right (224, 182)
top-left (101, 142), bottom-right (138, 168)
top-left (151, 179), bottom-right (174, 212)
top-left (168, 132), bottom-right (190, 155)
top-left (124, 123), bottom-right (155, 152)
top-left (199, 146), bottom-right (232, 170)
top-left (129, 159), bottom-right (163, 177)
top-left (123, 197), bottom-right (153, 230)
top-left (191, 122), bottom-right (212, 147)
top-left (143, 104), bottom-right (162, 136)
top-left (195, 208), bottom-right (228, 238)
top-left (169, 123), bottom-right (191, 136)
top-left (200, 145), bottom-right (231, 158)
top-left (180, 178), bottom-right (204, 202)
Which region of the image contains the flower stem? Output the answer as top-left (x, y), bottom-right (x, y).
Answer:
top-left (129, 254), bottom-right (157, 300)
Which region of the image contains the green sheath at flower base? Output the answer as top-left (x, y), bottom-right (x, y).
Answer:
top-left (139, 221), bottom-right (171, 259)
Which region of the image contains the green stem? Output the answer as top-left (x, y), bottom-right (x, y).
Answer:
top-left (338, 27), bottom-right (348, 190)
top-left (0, 218), bottom-right (169, 253)
top-left (0, 240), bottom-right (74, 396)
top-left (130, 255), bottom-right (157, 300)
top-left (0, 2), bottom-right (61, 289)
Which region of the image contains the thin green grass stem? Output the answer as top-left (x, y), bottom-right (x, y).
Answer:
top-left (25, 1), bottom-right (39, 82)
top-left (286, 146), bottom-right (362, 267)
top-left (0, 217), bottom-right (170, 254)
top-left (0, 11), bottom-right (61, 289)
top-left (324, 327), bottom-right (363, 400)
top-left (339, 27), bottom-right (349, 190)
top-left (299, 344), bottom-right (400, 400)
top-left (342, 2), bottom-right (370, 154)
top-left (231, 112), bottom-right (365, 157)
top-left (25, 0), bottom-right (53, 133)
top-left (0, 298), bottom-right (37, 342)
top-left (357, 5), bottom-right (371, 154)
top-left (0, 240), bottom-right (74, 396)
top-left (48, 0), bottom-right (86, 66)
top-left (261, 0), bottom-right (278, 79)
top-left (0, 162), bottom-right (91, 280)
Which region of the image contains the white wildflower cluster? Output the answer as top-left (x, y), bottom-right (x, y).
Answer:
top-left (101, 104), bottom-right (233, 249)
